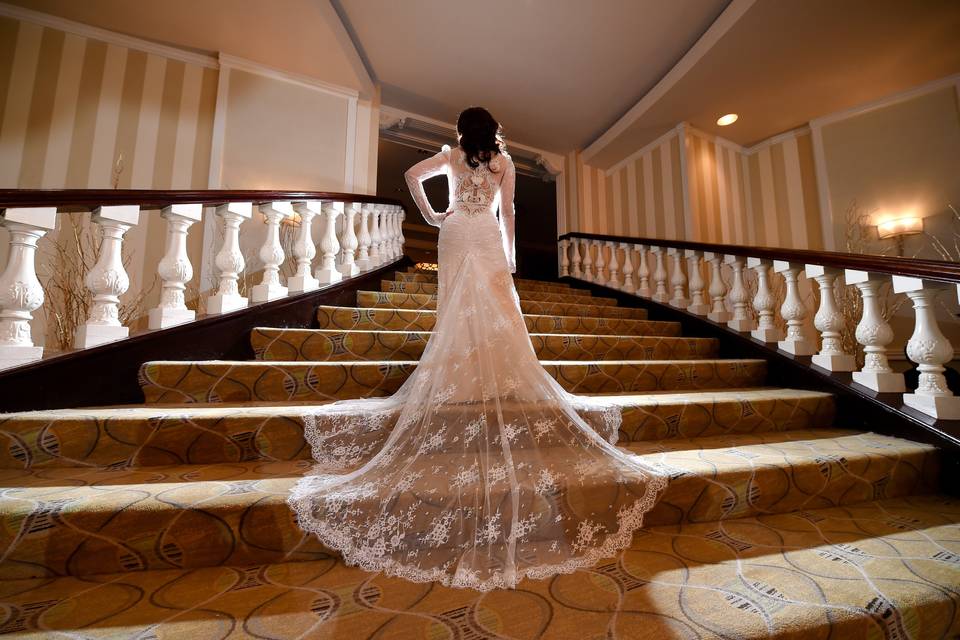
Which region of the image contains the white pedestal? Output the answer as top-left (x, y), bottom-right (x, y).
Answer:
top-left (779, 336), bottom-right (817, 356)
top-left (852, 370), bottom-right (906, 393)
top-left (339, 262), bottom-right (360, 278)
top-left (0, 344), bottom-right (43, 370)
top-left (751, 327), bottom-right (782, 343)
top-left (251, 283), bottom-right (288, 303)
top-left (728, 318), bottom-right (753, 332)
top-left (652, 292), bottom-right (669, 303)
top-left (74, 323), bottom-right (129, 349)
top-left (288, 274), bottom-right (320, 294)
top-left (670, 298), bottom-right (689, 310)
top-left (687, 302), bottom-right (709, 315)
top-left (315, 267), bottom-right (343, 286)
top-left (812, 353), bottom-right (856, 372)
top-left (207, 293), bottom-right (248, 315)
top-left (904, 393), bottom-right (960, 420)
top-left (149, 307), bottom-right (195, 330)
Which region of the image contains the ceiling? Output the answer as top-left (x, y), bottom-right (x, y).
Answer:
top-left (337, 0), bottom-right (730, 153)
top-left (585, 0), bottom-right (960, 168)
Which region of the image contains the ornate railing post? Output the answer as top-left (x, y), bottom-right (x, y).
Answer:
top-left (774, 260), bottom-right (816, 355)
top-left (207, 202), bottom-right (252, 315)
top-left (75, 205), bottom-right (140, 348)
top-left (636, 245), bottom-right (651, 297)
top-left (685, 250), bottom-right (708, 315)
top-left (149, 204), bottom-right (202, 329)
top-left (593, 240), bottom-right (607, 285)
top-left (668, 248), bottom-right (689, 309)
top-left (605, 241), bottom-right (620, 288)
top-left (651, 247), bottom-right (669, 302)
top-left (725, 255), bottom-right (754, 331)
top-left (621, 243), bottom-right (635, 293)
top-left (705, 251), bottom-right (730, 323)
top-left (570, 239), bottom-right (583, 278)
top-left (389, 207), bottom-right (401, 259)
top-left (368, 205), bottom-right (382, 268)
top-left (398, 209), bottom-right (406, 257)
top-left (846, 270), bottom-right (904, 392)
top-left (894, 277), bottom-right (960, 419)
top-left (582, 239), bottom-right (594, 282)
top-left (315, 201), bottom-right (344, 285)
top-left (356, 204), bottom-right (373, 272)
top-left (0, 208), bottom-right (56, 370)
top-left (748, 257), bottom-right (782, 342)
top-left (806, 265), bottom-right (856, 371)
top-left (250, 201), bottom-right (292, 304)
top-left (288, 202), bottom-right (321, 294)
top-left (339, 202), bottom-right (361, 278)
top-left (377, 205), bottom-right (391, 262)
top-left (559, 239), bottom-right (570, 277)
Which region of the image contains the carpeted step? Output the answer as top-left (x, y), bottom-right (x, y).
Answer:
top-left (0, 430), bottom-right (935, 581)
top-left (356, 290), bottom-right (647, 319)
top-left (316, 305), bottom-right (679, 335)
top-left (396, 271), bottom-right (575, 292)
top-left (251, 328), bottom-right (719, 362)
top-left (4, 494), bottom-right (957, 638)
top-left (0, 389), bottom-right (833, 470)
top-left (380, 279), bottom-right (614, 305)
top-left (138, 359), bottom-right (767, 403)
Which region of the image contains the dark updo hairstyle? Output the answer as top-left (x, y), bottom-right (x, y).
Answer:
top-left (457, 106), bottom-right (506, 169)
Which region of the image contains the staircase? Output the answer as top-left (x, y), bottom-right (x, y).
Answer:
top-left (1, 267), bottom-right (957, 639)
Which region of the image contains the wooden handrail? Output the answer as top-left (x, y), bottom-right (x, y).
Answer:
top-left (0, 189), bottom-right (405, 212)
top-left (558, 231), bottom-right (960, 285)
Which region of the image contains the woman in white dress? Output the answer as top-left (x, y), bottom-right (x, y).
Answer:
top-left (289, 107), bottom-right (665, 591)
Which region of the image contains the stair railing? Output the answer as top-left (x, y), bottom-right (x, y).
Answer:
top-left (558, 232), bottom-right (960, 425)
top-left (0, 190), bottom-right (407, 371)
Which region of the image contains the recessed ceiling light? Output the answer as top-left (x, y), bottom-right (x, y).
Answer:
top-left (716, 113), bottom-right (738, 126)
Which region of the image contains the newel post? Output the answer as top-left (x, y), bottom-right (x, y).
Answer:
top-left (668, 248), bottom-right (688, 309)
top-left (149, 204), bottom-right (202, 330)
top-left (250, 201), bottom-right (292, 304)
top-left (748, 257), bottom-right (782, 343)
top-left (207, 202), bottom-right (252, 315)
top-left (846, 270), bottom-right (904, 392)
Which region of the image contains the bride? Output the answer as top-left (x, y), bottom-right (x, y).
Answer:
top-left (289, 106), bottom-right (665, 591)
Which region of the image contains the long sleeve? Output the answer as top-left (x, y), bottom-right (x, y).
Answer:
top-left (498, 157), bottom-right (517, 273)
top-left (404, 149), bottom-right (449, 227)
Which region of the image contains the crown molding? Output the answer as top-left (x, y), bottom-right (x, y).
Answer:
top-left (604, 123), bottom-right (684, 176)
top-left (218, 53), bottom-right (359, 99)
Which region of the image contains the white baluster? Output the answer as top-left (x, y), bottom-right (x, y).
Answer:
top-left (725, 255), bottom-right (754, 331)
top-left (668, 248), bottom-right (688, 309)
top-left (386, 207), bottom-right (398, 260)
top-left (75, 205), bottom-right (140, 348)
top-left (378, 205), bottom-right (391, 262)
top-left (686, 250), bottom-right (708, 315)
top-left (582, 240), bottom-right (594, 281)
top-left (250, 201), bottom-right (291, 303)
top-left (774, 261), bottom-right (817, 355)
top-left (559, 239), bottom-right (570, 277)
top-left (398, 209), bottom-right (406, 258)
top-left (605, 241), bottom-right (620, 288)
top-left (315, 202), bottom-right (344, 285)
top-left (805, 265), bottom-right (856, 371)
top-left (705, 251), bottom-right (730, 323)
top-left (651, 247), bottom-right (669, 303)
top-left (339, 202), bottom-right (360, 278)
top-left (636, 245), bottom-right (651, 297)
top-left (846, 270), bottom-right (904, 392)
top-left (748, 258), bottom-right (782, 342)
top-left (207, 202), bottom-right (252, 315)
top-left (621, 243), bottom-right (635, 293)
top-left (0, 208), bottom-right (56, 369)
top-left (570, 239), bottom-right (583, 278)
top-left (892, 277), bottom-right (960, 418)
top-left (356, 204), bottom-right (373, 272)
top-left (593, 240), bottom-right (607, 285)
top-left (368, 206), bottom-right (382, 268)
top-left (149, 204), bottom-right (202, 329)
top-left (287, 202), bottom-right (321, 294)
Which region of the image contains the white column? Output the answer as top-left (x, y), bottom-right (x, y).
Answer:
top-left (355, 204), bottom-right (372, 272)
top-left (398, 209), bottom-right (406, 258)
top-left (894, 277), bottom-right (960, 419)
top-left (388, 207), bottom-right (400, 260)
top-left (806, 264), bottom-right (856, 371)
top-left (559, 239), bottom-right (570, 277)
top-left (774, 260), bottom-right (817, 355)
top-left (582, 240), bottom-right (594, 281)
top-left (75, 205), bottom-right (140, 348)
top-left (149, 204), bottom-right (202, 329)
top-left (651, 247), bottom-right (669, 303)
top-left (846, 270), bottom-right (904, 392)
top-left (377, 205), bottom-right (391, 262)
top-left (207, 202), bottom-right (252, 315)
top-left (593, 240), bottom-right (607, 285)
top-left (748, 257), bottom-right (782, 342)
top-left (705, 251), bottom-right (730, 323)
top-left (570, 239), bottom-right (582, 278)
top-left (668, 248), bottom-right (688, 309)
top-left (621, 243), bottom-right (635, 293)
top-left (686, 250), bottom-right (708, 315)
top-left (339, 202), bottom-right (360, 278)
top-left (288, 201), bottom-right (321, 294)
top-left (636, 245), bottom-right (651, 297)
top-left (315, 201), bottom-right (344, 285)
top-left (0, 208), bottom-right (56, 370)
top-left (250, 201), bottom-right (292, 303)
top-left (725, 255), bottom-right (754, 331)
top-left (605, 241), bottom-right (620, 288)
top-left (368, 206), bottom-right (382, 268)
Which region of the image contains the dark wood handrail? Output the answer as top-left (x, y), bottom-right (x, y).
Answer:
top-left (0, 189), bottom-right (406, 212)
top-left (559, 231), bottom-right (960, 286)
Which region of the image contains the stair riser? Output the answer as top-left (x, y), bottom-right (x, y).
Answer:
top-left (357, 291), bottom-right (647, 319)
top-left (251, 329), bottom-right (719, 362)
top-left (0, 432), bottom-right (934, 579)
top-left (381, 280), bottom-right (614, 305)
top-left (0, 394), bottom-right (833, 470)
top-left (316, 306), bottom-right (680, 336)
top-left (138, 360), bottom-right (767, 404)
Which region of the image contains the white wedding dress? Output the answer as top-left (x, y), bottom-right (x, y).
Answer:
top-left (289, 145), bottom-right (666, 590)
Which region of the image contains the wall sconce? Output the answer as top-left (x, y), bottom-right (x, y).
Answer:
top-left (877, 216), bottom-right (922, 256)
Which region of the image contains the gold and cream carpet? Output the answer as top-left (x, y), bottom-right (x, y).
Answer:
top-left (0, 268), bottom-right (957, 638)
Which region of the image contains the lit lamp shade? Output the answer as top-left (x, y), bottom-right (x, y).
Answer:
top-left (877, 216), bottom-right (922, 239)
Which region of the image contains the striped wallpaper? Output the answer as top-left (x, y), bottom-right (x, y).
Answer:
top-left (0, 15), bottom-right (218, 190)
